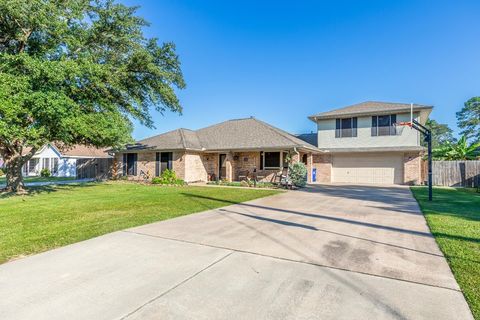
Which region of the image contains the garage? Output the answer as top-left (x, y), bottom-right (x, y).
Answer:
top-left (332, 153), bottom-right (404, 184)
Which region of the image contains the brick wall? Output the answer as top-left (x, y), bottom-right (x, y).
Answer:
top-left (201, 153), bottom-right (218, 181)
top-left (312, 154), bottom-right (332, 183)
top-left (184, 152), bottom-right (207, 182)
top-left (403, 152), bottom-right (421, 185)
top-left (114, 151), bottom-right (185, 181)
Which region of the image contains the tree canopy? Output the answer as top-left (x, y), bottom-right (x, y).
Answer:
top-left (0, 0), bottom-right (185, 191)
top-left (456, 97), bottom-right (480, 143)
top-left (423, 119), bottom-right (456, 148)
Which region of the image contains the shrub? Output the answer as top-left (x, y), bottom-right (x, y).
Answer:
top-left (151, 170), bottom-right (184, 186)
top-left (0, 168), bottom-right (4, 176)
top-left (174, 179), bottom-right (186, 185)
top-left (40, 168), bottom-right (51, 177)
top-left (288, 162), bottom-right (307, 187)
top-left (151, 177), bottom-right (162, 184)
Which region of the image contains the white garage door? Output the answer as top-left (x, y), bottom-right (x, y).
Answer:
top-left (332, 154), bottom-right (404, 184)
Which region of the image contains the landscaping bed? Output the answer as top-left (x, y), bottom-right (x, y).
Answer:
top-left (207, 180), bottom-right (277, 188)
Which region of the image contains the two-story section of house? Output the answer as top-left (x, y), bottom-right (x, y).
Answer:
top-left (307, 101), bottom-right (432, 185)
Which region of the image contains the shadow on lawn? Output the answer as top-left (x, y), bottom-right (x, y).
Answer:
top-left (0, 183), bottom-right (98, 200)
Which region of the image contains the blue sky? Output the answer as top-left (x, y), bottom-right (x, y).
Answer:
top-left (121, 0), bottom-right (480, 140)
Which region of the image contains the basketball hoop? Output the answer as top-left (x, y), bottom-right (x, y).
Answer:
top-left (392, 121), bottom-right (411, 135)
top-left (395, 121), bottom-right (413, 127)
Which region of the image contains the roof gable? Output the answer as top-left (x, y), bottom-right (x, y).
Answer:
top-left (309, 101), bottom-right (433, 120)
top-left (131, 128), bottom-right (202, 151)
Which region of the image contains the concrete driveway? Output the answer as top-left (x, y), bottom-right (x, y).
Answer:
top-left (0, 184), bottom-right (473, 319)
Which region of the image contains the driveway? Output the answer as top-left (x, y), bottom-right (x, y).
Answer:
top-left (0, 184), bottom-right (473, 319)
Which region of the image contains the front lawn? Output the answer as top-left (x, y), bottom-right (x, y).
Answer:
top-left (0, 176), bottom-right (76, 184)
top-left (0, 182), bottom-right (280, 264)
top-left (411, 187), bottom-right (480, 319)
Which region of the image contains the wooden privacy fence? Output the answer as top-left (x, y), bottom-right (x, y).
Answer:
top-left (76, 158), bottom-right (113, 180)
top-left (427, 160), bottom-right (480, 187)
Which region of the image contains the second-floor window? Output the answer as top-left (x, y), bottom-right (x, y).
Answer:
top-left (335, 117), bottom-right (358, 138)
top-left (371, 114), bottom-right (397, 136)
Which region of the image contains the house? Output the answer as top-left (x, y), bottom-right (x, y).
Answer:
top-left (115, 101), bottom-right (432, 185)
top-left (21, 144), bottom-right (112, 178)
top-left (114, 117), bottom-right (321, 183)
top-left (306, 101), bottom-right (432, 184)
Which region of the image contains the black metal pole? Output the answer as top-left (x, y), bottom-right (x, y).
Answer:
top-left (427, 131), bottom-right (433, 201)
top-left (412, 119), bottom-right (433, 201)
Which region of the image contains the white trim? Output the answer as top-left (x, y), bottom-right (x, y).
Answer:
top-left (262, 151), bottom-right (288, 170)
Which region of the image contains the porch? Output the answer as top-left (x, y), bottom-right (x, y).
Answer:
top-left (201, 149), bottom-right (315, 183)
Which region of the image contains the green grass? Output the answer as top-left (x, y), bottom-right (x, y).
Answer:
top-left (0, 181), bottom-right (280, 264)
top-left (0, 176), bottom-right (76, 184)
top-left (411, 187), bottom-right (480, 319)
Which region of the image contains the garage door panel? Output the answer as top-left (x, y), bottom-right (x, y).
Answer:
top-left (333, 154), bottom-right (403, 184)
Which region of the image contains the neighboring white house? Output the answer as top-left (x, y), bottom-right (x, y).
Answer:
top-left (21, 144), bottom-right (112, 178)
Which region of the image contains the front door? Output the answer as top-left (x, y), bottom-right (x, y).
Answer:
top-left (126, 153), bottom-right (136, 176)
top-left (219, 154), bottom-right (227, 180)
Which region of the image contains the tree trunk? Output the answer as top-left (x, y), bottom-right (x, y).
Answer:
top-left (0, 145), bottom-right (38, 193)
top-left (5, 156), bottom-right (26, 193)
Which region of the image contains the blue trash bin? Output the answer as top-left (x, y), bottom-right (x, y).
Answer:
top-left (312, 168), bottom-right (317, 182)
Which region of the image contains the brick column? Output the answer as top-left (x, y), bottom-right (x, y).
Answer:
top-left (403, 153), bottom-right (421, 185)
top-left (312, 154), bottom-right (332, 183)
top-left (307, 153), bottom-right (313, 183)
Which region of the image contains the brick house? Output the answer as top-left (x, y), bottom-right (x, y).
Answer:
top-left (114, 117), bottom-right (320, 183)
top-left (114, 101), bottom-right (432, 185)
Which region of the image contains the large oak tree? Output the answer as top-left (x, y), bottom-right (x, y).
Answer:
top-left (0, 0), bottom-right (185, 192)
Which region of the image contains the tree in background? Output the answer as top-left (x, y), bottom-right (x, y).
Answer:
top-left (432, 135), bottom-right (480, 160)
top-left (0, 0), bottom-right (185, 192)
top-left (423, 119), bottom-right (457, 148)
top-left (456, 97), bottom-right (480, 143)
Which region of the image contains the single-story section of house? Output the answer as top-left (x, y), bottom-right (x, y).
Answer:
top-left (21, 143), bottom-right (112, 178)
top-left (114, 117), bottom-right (321, 183)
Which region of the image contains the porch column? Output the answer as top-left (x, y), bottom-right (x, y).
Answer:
top-left (225, 152), bottom-right (234, 182)
top-left (291, 151), bottom-right (300, 163)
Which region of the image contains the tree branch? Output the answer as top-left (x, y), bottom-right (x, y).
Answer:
top-left (13, 17), bottom-right (32, 53)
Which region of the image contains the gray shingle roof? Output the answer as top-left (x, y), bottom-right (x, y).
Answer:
top-left (126, 118), bottom-right (319, 152)
top-left (309, 101), bottom-right (433, 120)
top-left (295, 133), bottom-right (318, 147)
top-left (129, 128), bottom-right (202, 151)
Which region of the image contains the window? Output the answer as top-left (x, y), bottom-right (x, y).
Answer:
top-left (264, 152), bottom-right (281, 169)
top-left (28, 159), bottom-right (38, 173)
top-left (335, 117), bottom-right (357, 138)
top-left (155, 152), bottom-right (172, 176)
top-left (42, 158), bottom-right (50, 170)
top-left (371, 114), bottom-right (397, 136)
top-left (123, 153), bottom-right (137, 176)
top-left (52, 158), bottom-right (59, 175)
